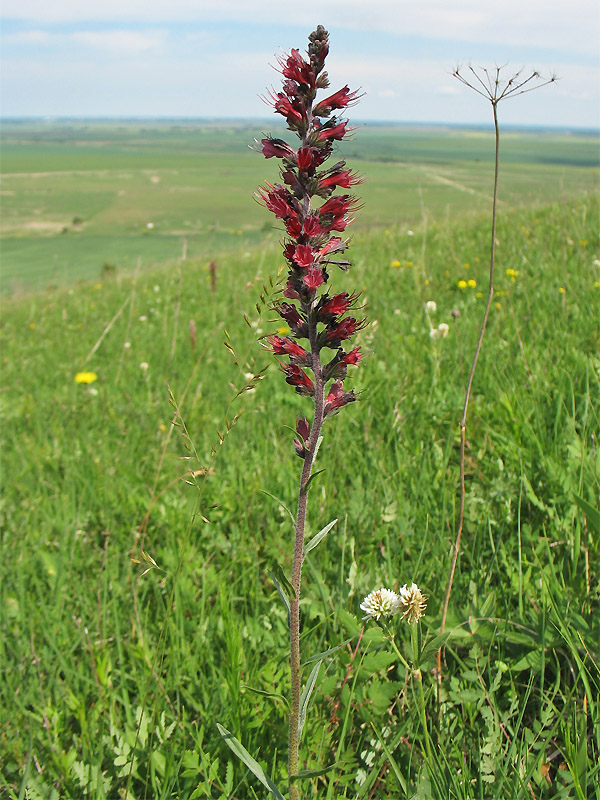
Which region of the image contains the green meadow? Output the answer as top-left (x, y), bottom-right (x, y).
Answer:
top-left (1, 122), bottom-right (599, 798)
top-left (1, 120), bottom-right (598, 291)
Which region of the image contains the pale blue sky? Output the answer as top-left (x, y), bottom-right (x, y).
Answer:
top-left (2, 0), bottom-right (599, 127)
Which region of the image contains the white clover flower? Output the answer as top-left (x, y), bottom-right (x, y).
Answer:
top-left (437, 322), bottom-right (449, 338)
top-left (361, 749), bottom-right (375, 767)
top-left (355, 768), bottom-right (368, 786)
top-left (140, 362), bottom-right (149, 372)
top-left (360, 588), bottom-right (399, 621)
top-left (429, 327), bottom-right (440, 339)
top-left (139, 315), bottom-right (147, 322)
top-left (425, 300), bottom-right (437, 313)
top-left (394, 583), bottom-right (427, 623)
top-left (407, 229), bottom-right (414, 236)
top-left (123, 341), bottom-right (131, 349)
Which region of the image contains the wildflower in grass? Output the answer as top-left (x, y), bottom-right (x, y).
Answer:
top-left (505, 268), bottom-right (519, 278)
top-left (74, 371), bottom-right (97, 384)
top-left (559, 286), bottom-right (566, 294)
top-left (360, 588), bottom-right (399, 621)
top-left (140, 362), bottom-right (149, 372)
top-left (425, 300), bottom-right (437, 313)
top-left (251, 28), bottom-right (365, 796)
top-left (457, 279), bottom-right (467, 289)
top-left (467, 279), bottom-right (477, 288)
top-left (394, 582), bottom-right (427, 623)
top-left (438, 322), bottom-right (449, 337)
top-left (391, 259), bottom-right (401, 267)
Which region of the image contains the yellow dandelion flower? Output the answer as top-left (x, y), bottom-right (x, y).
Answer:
top-left (424, 278), bottom-right (430, 285)
top-left (29, 322), bottom-right (35, 329)
top-left (495, 302), bottom-right (502, 310)
top-left (559, 287), bottom-right (566, 295)
top-left (580, 239), bottom-right (588, 246)
top-left (457, 280), bottom-right (467, 289)
top-left (158, 423), bottom-right (167, 433)
top-left (594, 281), bottom-right (600, 289)
top-left (390, 259), bottom-right (401, 267)
top-left (406, 261), bottom-right (413, 267)
top-left (467, 279), bottom-right (477, 288)
top-left (75, 371), bottom-right (97, 384)
top-left (94, 283), bottom-right (103, 290)
top-left (464, 262), bottom-right (470, 269)
top-left (476, 291), bottom-right (483, 298)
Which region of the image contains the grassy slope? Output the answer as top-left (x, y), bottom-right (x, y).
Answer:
top-left (1, 193), bottom-right (598, 798)
top-left (2, 122), bottom-right (598, 291)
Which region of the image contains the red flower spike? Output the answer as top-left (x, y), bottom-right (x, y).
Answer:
top-left (257, 26), bottom-right (365, 430)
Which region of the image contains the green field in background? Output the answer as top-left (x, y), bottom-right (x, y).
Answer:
top-left (1, 119), bottom-right (598, 292)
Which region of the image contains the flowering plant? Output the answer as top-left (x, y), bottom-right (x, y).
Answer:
top-left (219, 26), bottom-right (365, 799)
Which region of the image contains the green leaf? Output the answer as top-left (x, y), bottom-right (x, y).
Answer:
top-left (260, 490), bottom-right (295, 526)
top-left (241, 685), bottom-right (289, 708)
top-left (298, 660), bottom-right (322, 739)
top-left (290, 763), bottom-right (339, 781)
top-left (303, 637), bottom-right (354, 665)
top-left (216, 724), bottom-right (285, 800)
top-left (303, 468), bottom-right (326, 493)
top-left (268, 564), bottom-right (295, 608)
top-left (303, 518), bottom-right (337, 557)
top-left (573, 494), bottom-right (600, 534)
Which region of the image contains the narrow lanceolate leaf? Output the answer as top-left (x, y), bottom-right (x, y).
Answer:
top-left (216, 724), bottom-right (286, 800)
top-left (298, 660), bottom-right (323, 740)
top-left (573, 494), bottom-right (600, 534)
top-left (260, 489), bottom-right (296, 526)
top-left (303, 518), bottom-right (338, 557)
top-left (302, 637), bottom-right (353, 666)
top-left (241, 685), bottom-right (289, 708)
top-left (303, 468), bottom-right (326, 493)
top-left (290, 763), bottom-right (339, 781)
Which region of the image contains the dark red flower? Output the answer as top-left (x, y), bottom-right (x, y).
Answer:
top-left (280, 49), bottom-right (315, 88)
top-left (258, 184), bottom-right (296, 220)
top-left (296, 416), bottom-right (311, 442)
top-left (318, 168), bottom-right (361, 190)
top-left (341, 346), bottom-right (362, 365)
top-left (303, 266), bottom-right (324, 291)
top-left (318, 292), bottom-right (355, 319)
top-left (267, 335), bottom-right (310, 363)
top-left (297, 147), bottom-right (313, 171)
top-left (281, 364), bottom-right (314, 395)
top-left (315, 120), bottom-right (348, 141)
top-left (325, 317), bottom-right (362, 344)
top-left (303, 215), bottom-right (323, 237)
top-left (324, 381), bottom-right (356, 416)
top-left (319, 237), bottom-right (347, 258)
top-left (276, 303), bottom-right (307, 336)
top-left (293, 244), bottom-right (314, 268)
top-left (261, 137), bottom-right (296, 160)
top-left (313, 86), bottom-right (361, 117)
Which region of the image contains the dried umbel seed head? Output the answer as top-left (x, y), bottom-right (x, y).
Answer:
top-left (256, 26), bottom-right (365, 451)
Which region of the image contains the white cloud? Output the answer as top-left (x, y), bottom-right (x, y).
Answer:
top-left (3, 28), bottom-right (166, 53)
top-left (2, 0), bottom-right (599, 57)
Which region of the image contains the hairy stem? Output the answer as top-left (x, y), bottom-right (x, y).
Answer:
top-left (438, 101), bottom-right (500, 675)
top-left (288, 298), bottom-right (325, 800)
